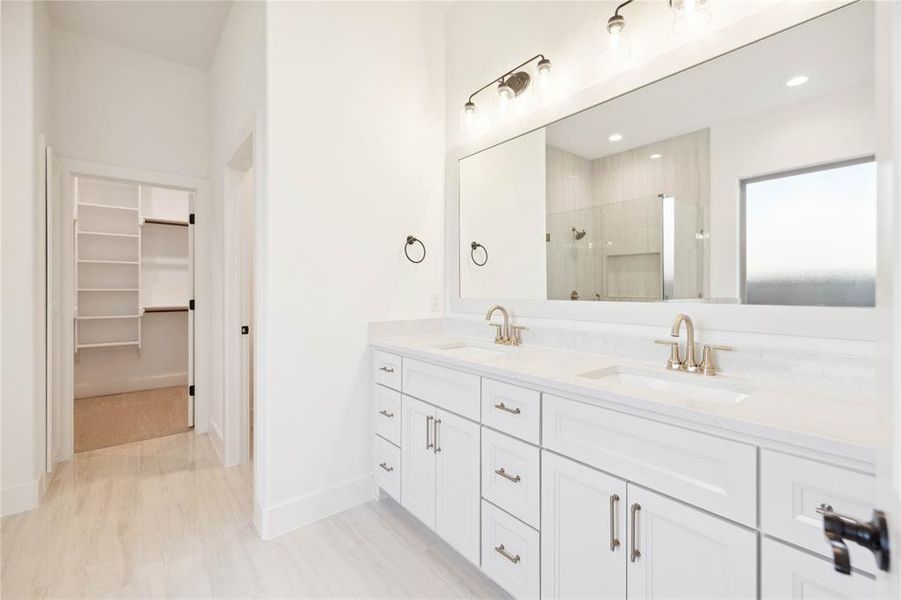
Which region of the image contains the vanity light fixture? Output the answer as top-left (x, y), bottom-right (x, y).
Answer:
top-left (461, 54), bottom-right (553, 132)
top-left (670, 0), bottom-right (713, 33)
top-left (608, 133), bottom-right (623, 142)
top-left (786, 75), bottom-right (809, 88)
top-left (606, 0), bottom-right (633, 61)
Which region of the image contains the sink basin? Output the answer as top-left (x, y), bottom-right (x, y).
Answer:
top-left (579, 365), bottom-right (752, 404)
top-left (430, 341), bottom-right (513, 361)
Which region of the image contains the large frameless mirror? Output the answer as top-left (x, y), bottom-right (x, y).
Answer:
top-left (458, 2), bottom-right (875, 307)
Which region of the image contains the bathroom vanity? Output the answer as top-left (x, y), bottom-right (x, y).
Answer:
top-left (370, 334), bottom-right (878, 599)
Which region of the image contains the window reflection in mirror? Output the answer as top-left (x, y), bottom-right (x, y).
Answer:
top-left (457, 2), bottom-right (875, 308)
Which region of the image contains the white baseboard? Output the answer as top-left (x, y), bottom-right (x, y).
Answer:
top-left (75, 372), bottom-right (188, 399)
top-left (257, 474), bottom-right (376, 540)
top-left (207, 420), bottom-right (225, 466)
top-left (1, 473), bottom-right (47, 517)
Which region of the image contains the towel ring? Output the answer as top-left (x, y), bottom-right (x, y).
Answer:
top-left (405, 235), bottom-right (426, 264)
top-left (470, 241), bottom-right (488, 267)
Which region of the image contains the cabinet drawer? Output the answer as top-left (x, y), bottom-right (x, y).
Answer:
top-left (482, 428), bottom-right (541, 528)
top-left (481, 379), bottom-right (540, 444)
top-left (373, 385), bottom-right (401, 445)
top-left (543, 394), bottom-right (757, 526)
top-left (374, 350), bottom-right (402, 391)
top-left (402, 358), bottom-right (480, 421)
top-left (374, 435), bottom-right (400, 501)
top-left (760, 450), bottom-right (877, 574)
top-left (481, 500), bottom-right (540, 599)
top-left (761, 537), bottom-right (875, 599)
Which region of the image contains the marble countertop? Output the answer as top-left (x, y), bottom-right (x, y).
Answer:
top-left (371, 333), bottom-right (880, 465)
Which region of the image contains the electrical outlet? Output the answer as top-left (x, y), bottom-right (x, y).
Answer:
top-left (431, 293), bottom-right (440, 313)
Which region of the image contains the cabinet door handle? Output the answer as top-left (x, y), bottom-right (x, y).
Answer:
top-left (494, 544), bottom-right (521, 564)
top-left (630, 503), bottom-right (641, 562)
top-left (494, 402), bottom-right (521, 415)
top-left (610, 494), bottom-right (621, 551)
top-left (494, 468), bottom-right (521, 483)
top-left (378, 462), bottom-right (393, 472)
top-left (379, 366), bottom-right (394, 373)
top-left (425, 415), bottom-right (434, 449)
top-left (434, 419), bottom-right (442, 453)
top-left (379, 409), bottom-right (394, 418)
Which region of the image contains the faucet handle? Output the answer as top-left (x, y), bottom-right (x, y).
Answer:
top-left (510, 324), bottom-right (527, 346)
top-left (700, 344), bottom-right (732, 376)
top-left (489, 322), bottom-right (504, 344)
top-left (654, 339), bottom-right (682, 370)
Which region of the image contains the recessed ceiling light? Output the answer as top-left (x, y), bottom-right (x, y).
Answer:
top-left (608, 133), bottom-right (623, 142)
top-left (650, 153), bottom-right (662, 160)
top-left (786, 75), bottom-right (809, 88)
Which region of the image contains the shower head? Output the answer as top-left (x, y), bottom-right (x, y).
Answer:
top-left (572, 226), bottom-right (587, 240)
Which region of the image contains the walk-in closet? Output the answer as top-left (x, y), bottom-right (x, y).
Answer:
top-left (73, 176), bottom-right (193, 452)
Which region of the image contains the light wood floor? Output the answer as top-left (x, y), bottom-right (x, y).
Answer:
top-left (1, 432), bottom-right (507, 599)
top-left (75, 386), bottom-right (190, 453)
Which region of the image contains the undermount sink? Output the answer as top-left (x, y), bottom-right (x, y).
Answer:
top-left (578, 365), bottom-right (752, 404)
top-left (430, 341), bottom-right (513, 361)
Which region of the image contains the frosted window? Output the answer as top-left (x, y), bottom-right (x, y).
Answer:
top-left (742, 160), bottom-right (876, 307)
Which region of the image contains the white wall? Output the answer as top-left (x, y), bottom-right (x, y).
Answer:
top-left (52, 27), bottom-right (209, 178)
top-left (208, 0), bottom-right (266, 461)
top-left (460, 128), bottom-right (546, 299)
top-left (1, 0), bottom-right (52, 516)
top-left (260, 1), bottom-right (446, 538)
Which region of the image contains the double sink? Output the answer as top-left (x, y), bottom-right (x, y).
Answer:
top-left (428, 340), bottom-right (752, 405)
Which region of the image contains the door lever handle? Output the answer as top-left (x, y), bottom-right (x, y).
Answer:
top-left (816, 505), bottom-right (891, 574)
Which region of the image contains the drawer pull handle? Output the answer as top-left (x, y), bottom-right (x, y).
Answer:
top-left (379, 366), bottom-right (395, 373)
top-left (379, 409), bottom-right (394, 418)
top-left (494, 544), bottom-right (521, 564)
top-left (434, 419), bottom-right (442, 453)
top-left (495, 468), bottom-right (521, 483)
top-left (609, 494), bottom-right (621, 551)
top-left (378, 462), bottom-right (393, 472)
top-left (630, 503), bottom-right (641, 562)
top-left (495, 402), bottom-right (521, 415)
top-left (426, 415), bottom-right (434, 449)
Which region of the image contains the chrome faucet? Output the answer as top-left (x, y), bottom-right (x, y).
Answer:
top-left (485, 305), bottom-right (526, 346)
top-left (670, 313), bottom-right (699, 372)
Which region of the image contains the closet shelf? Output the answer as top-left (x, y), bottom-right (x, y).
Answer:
top-left (143, 305), bottom-right (188, 313)
top-left (77, 259), bottom-right (139, 265)
top-left (77, 202), bottom-right (139, 212)
top-left (78, 230), bottom-right (139, 239)
top-left (76, 314), bottom-right (140, 320)
top-left (143, 218), bottom-right (189, 227)
top-left (76, 341), bottom-right (140, 350)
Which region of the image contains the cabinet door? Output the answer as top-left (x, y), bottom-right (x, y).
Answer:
top-left (401, 395), bottom-right (436, 529)
top-left (627, 486), bottom-right (756, 600)
top-left (542, 451), bottom-right (628, 599)
top-left (434, 409), bottom-right (481, 565)
top-left (761, 537), bottom-right (876, 599)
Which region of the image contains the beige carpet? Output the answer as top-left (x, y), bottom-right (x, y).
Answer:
top-left (74, 385), bottom-right (190, 453)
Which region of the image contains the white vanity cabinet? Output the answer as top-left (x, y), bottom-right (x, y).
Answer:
top-left (400, 394), bottom-right (480, 566)
top-left (761, 537), bottom-right (876, 599)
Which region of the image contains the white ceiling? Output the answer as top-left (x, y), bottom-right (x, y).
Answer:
top-left (545, 1), bottom-right (873, 160)
top-left (47, 1), bottom-right (232, 70)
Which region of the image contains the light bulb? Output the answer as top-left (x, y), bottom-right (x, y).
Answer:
top-left (497, 81), bottom-right (515, 102)
top-left (670, 0), bottom-right (712, 34)
top-left (537, 58), bottom-right (552, 78)
top-left (461, 101), bottom-right (476, 132)
top-left (606, 14), bottom-right (631, 62)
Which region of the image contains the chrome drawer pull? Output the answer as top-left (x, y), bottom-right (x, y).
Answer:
top-left (379, 366), bottom-right (394, 373)
top-left (494, 402), bottom-right (521, 415)
top-left (609, 494), bottom-right (621, 551)
top-left (379, 409), bottom-right (394, 418)
top-left (494, 544), bottom-right (521, 564)
top-left (494, 468), bottom-right (521, 483)
top-left (434, 419), bottom-right (442, 453)
top-left (378, 462), bottom-right (393, 472)
top-left (426, 415), bottom-right (434, 449)
top-left (630, 503), bottom-right (641, 562)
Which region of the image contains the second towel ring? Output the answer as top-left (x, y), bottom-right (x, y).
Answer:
top-left (470, 241), bottom-right (488, 267)
top-left (405, 235), bottom-right (426, 263)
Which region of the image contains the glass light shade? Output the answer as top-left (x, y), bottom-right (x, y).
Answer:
top-left (605, 14), bottom-right (631, 62)
top-left (497, 82), bottom-right (515, 102)
top-left (461, 102), bottom-right (477, 132)
top-left (671, 0), bottom-right (712, 34)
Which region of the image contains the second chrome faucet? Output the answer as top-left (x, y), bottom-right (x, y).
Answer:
top-left (656, 313), bottom-right (731, 376)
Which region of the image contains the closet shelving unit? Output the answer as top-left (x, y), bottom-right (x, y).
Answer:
top-left (74, 177), bottom-right (191, 352)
